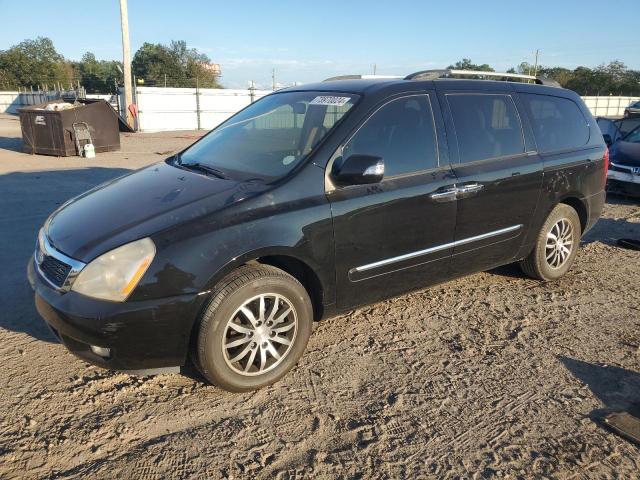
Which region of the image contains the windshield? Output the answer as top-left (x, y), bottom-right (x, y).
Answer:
top-left (624, 126), bottom-right (640, 144)
top-left (179, 91), bottom-right (358, 181)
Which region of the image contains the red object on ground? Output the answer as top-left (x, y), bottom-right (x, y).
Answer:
top-left (128, 103), bottom-right (138, 119)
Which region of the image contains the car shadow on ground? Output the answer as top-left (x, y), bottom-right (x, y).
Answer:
top-left (0, 135), bottom-right (24, 153)
top-left (582, 213), bottom-right (640, 246)
top-left (490, 200), bottom-right (639, 279)
top-left (0, 167), bottom-right (131, 343)
top-left (560, 356), bottom-right (640, 438)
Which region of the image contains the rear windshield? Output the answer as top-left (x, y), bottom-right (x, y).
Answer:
top-left (179, 91), bottom-right (358, 181)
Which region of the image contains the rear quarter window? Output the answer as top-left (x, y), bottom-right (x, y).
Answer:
top-left (520, 93), bottom-right (590, 153)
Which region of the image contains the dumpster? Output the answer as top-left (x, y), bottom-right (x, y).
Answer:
top-left (18, 99), bottom-right (122, 156)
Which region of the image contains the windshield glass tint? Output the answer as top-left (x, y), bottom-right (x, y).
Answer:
top-left (625, 127), bottom-right (640, 143)
top-left (179, 92), bottom-right (358, 180)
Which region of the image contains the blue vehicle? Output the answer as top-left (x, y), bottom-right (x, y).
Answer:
top-left (598, 117), bottom-right (640, 196)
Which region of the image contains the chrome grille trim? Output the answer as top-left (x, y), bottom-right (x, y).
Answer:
top-left (35, 229), bottom-right (86, 292)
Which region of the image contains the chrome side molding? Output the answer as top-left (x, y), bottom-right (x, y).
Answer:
top-left (353, 224), bottom-right (523, 273)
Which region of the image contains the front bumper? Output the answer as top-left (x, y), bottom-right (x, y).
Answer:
top-left (607, 163), bottom-right (640, 197)
top-left (608, 163), bottom-right (640, 185)
top-left (28, 257), bottom-right (203, 373)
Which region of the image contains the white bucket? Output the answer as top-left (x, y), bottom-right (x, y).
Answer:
top-left (84, 143), bottom-right (96, 158)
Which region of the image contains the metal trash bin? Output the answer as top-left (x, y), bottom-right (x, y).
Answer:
top-left (18, 99), bottom-right (122, 156)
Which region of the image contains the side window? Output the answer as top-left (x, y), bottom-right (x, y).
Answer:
top-left (447, 94), bottom-right (525, 163)
top-left (520, 93), bottom-right (589, 153)
top-left (342, 95), bottom-right (438, 176)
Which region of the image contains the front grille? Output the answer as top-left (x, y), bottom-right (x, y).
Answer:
top-left (40, 254), bottom-right (72, 288)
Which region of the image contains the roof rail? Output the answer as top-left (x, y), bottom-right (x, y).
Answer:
top-left (323, 74), bottom-right (403, 82)
top-left (404, 69), bottom-right (561, 87)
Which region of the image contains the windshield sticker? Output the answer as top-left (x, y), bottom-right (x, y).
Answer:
top-left (309, 96), bottom-right (351, 107)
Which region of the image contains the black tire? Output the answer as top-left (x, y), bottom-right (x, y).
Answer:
top-left (519, 204), bottom-right (582, 281)
top-left (195, 264), bottom-right (313, 392)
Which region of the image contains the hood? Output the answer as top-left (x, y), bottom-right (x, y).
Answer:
top-left (46, 161), bottom-right (266, 261)
top-left (610, 140), bottom-right (640, 167)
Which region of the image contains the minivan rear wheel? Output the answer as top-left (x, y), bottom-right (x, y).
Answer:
top-left (194, 264), bottom-right (313, 392)
top-left (519, 203), bottom-right (581, 281)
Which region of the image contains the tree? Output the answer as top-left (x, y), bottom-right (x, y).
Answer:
top-left (132, 40), bottom-right (221, 88)
top-left (447, 58), bottom-right (495, 72)
top-left (0, 37), bottom-right (73, 89)
top-left (72, 52), bottom-right (122, 93)
top-left (503, 61), bottom-right (640, 95)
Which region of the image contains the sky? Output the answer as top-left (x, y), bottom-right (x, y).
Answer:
top-left (0, 0), bottom-right (638, 89)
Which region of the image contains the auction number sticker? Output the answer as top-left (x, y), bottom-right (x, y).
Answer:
top-left (310, 96), bottom-right (351, 106)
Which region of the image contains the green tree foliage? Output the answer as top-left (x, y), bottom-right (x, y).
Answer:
top-left (533, 61), bottom-right (640, 95)
top-left (444, 59), bottom-right (640, 95)
top-left (71, 52), bottom-right (123, 93)
top-left (0, 37), bottom-right (73, 89)
top-left (132, 40), bottom-right (221, 88)
top-left (0, 37), bottom-right (222, 92)
top-left (447, 58), bottom-right (495, 72)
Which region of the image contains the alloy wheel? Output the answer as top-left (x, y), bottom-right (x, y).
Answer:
top-left (222, 293), bottom-right (298, 376)
top-left (545, 218), bottom-right (574, 269)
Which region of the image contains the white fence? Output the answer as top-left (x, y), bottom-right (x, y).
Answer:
top-left (133, 87), bottom-right (271, 132)
top-left (582, 96), bottom-right (639, 117)
top-left (0, 91), bottom-right (64, 113)
top-left (2, 89), bottom-right (638, 130)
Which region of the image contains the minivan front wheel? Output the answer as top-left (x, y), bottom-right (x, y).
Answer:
top-left (195, 264), bottom-right (313, 391)
top-left (520, 203), bottom-right (582, 281)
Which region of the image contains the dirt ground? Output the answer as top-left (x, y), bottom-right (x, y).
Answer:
top-left (0, 113), bottom-right (639, 479)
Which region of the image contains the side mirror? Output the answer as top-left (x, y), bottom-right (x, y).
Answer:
top-left (602, 134), bottom-right (613, 146)
top-left (332, 154), bottom-right (384, 186)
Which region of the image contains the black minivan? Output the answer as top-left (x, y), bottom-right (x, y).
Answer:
top-left (29, 70), bottom-right (607, 391)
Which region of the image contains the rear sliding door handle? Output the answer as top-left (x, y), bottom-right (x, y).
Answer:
top-left (456, 183), bottom-right (484, 197)
top-left (430, 188), bottom-right (458, 203)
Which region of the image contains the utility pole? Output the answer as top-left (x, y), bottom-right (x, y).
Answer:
top-left (119, 0), bottom-right (134, 129)
top-left (372, 63), bottom-right (377, 75)
top-left (272, 68), bottom-right (276, 91)
top-left (533, 49), bottom-right (540, 78)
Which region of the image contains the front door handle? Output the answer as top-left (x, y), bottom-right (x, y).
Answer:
top-left (430, 187), bottom-right (458, 203)
top-left (456, 183), bottom-right (484, 198)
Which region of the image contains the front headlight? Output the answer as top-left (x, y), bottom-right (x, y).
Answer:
top-left (72, 238), bottom-right (156, 302)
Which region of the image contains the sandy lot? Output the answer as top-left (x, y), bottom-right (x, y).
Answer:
top-left (0, 113), bottom-right (639, 479)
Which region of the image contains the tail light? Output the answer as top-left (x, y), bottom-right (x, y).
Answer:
top-left (603, 147), bottom-right (609, 186)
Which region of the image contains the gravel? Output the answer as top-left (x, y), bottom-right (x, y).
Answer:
top-left (0, 113), bottom-right (638, 479)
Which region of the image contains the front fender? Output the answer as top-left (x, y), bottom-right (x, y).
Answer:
top-left (130, 165), bottom-right (336, 305)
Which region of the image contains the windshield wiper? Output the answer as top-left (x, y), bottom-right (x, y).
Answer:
top-left (180, 162), bottom-right (228, 179)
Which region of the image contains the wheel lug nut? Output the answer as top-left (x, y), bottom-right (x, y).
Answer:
top-left (251, 342), bottom-right (257, 348)
top-left (267, 321), bottom-right (273, 326)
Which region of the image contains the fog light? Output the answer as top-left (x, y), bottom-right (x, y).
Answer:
top-left (90, 345), bottom-right (111, 358)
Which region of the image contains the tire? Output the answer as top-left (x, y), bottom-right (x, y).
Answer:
top-left (519, 204), bottom-right (582, 281)
top-left (195, 264), bottom-right (313, 392)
